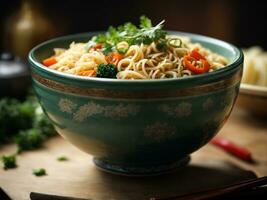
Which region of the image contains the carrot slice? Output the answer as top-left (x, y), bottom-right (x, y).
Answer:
top-left (42, 57), bottom-right (57, 67)
top-left (105, 52), bottom-right (123, 65)
top-left (76, 70), bottom-right (96, 77)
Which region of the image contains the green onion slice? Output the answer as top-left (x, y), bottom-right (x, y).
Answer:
top-left (116, 46), bottom-right (128, 54)
top-left (168, 38), bottom-right (182, 48)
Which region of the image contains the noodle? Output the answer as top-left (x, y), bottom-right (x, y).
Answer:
top-left (42, 17), bottom-right (229, 79)
top-left (47, 36), bottom-right (228, 79)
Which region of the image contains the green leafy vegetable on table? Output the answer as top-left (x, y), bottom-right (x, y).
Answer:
top-left (57, 156), bottom-right (68, 161)
top-left (32, 168), bottom-right (47, 176)
top-left (1, 154), bottom-right (17, 170)
top-left (0, 98), bottom-right (33, 143)
top-left (15, 129), bottom-right (45, 152)
top-left (0, 93), bottom-right (57, 152)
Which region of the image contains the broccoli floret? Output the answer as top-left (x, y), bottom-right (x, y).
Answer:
top-left (33, 110), bottom-right (56, 138)
top-left (96, 64), bottom-right (117, 78)
top-left (15, 129), bottom-right (45, 152)
top-left (0, 93), bottom-right (56, 150)
top-left (32, 168), bottom-right (46, 176)
top-left (0, 98), bottom-right (21, 143)
top-left (20, 100), bottom-right (36, 118)
top-left (1, 154), bottom-right (17, 170)
top-left (17, 100), bottom-right (36, 130)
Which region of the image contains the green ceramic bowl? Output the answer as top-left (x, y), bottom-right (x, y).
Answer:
top-left (29, 32), bottom-right (243, 175)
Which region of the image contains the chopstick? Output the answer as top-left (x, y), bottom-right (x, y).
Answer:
top-left (30, 192), bottom-right (90, 200)
top-left (150, 176), bottom-right (267, 200)
top-left (0, 187), bottom-right (12, 200)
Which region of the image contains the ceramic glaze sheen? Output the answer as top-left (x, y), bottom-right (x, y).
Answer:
top-left (29, 32), bottom-right (243, 175)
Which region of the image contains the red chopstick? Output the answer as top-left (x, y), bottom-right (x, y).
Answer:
top-left (210, 137), bottom-right (254, 163)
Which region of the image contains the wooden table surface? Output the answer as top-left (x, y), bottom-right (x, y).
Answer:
top-left (0, 107), bottom-right (267, 200)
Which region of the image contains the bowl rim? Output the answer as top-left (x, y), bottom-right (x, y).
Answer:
top-left (240, 83), bottom-right (267, 97)
top-left (29, 31), bottom-right (243, 84)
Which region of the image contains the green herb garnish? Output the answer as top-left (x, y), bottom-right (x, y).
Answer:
top-left (140, 15), bottom-right (152, 28)
top-left (32, 168), bottom-right (47, 176)
top-left (126, 19), bottom-right (166, 45)
top-left (0, 93), bottom-right (56, 152)
top-left (33, 109), bottom-right (56, 138)
top-left (1, 155), bottom-right (17, 170)
top-left (15, 129), bottom-right (45, 152)
top-left (57, 156), bottom-right (68, 161)
top-left (85, 15), bottom-right (168, 53)
top-left (0, 98), bottom-right (34, 143)
top-left (101, 43), bottom-right (114, 55)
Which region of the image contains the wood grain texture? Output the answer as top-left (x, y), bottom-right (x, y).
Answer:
top-left (0, 107), bottom-right (266, 200)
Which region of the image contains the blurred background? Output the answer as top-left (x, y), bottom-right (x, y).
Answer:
top-left (0, 0), bottom-right (267, 97)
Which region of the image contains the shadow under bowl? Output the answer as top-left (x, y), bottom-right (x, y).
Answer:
top-left (28, 31), bottom-right (243, 176)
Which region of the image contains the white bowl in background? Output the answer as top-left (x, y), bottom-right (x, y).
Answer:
top-left (237, 83), bottom-right (267, 117)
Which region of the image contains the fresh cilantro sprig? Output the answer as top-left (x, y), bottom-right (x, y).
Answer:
top-left (85, 16), bottom-right (167, 54)
top-left (125, 19), bottom-right (166, 45)
top-left (140, 15), bottom-right (152, 28)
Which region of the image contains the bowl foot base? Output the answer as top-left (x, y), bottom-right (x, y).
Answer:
top-left (93, 156), bottom-right (190, 176)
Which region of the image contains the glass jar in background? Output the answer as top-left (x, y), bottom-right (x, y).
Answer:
top-left (4, 0), bottom-right (57, 61)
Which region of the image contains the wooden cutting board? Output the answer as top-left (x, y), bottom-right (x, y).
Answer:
top-left (0, 108), bottom-right (267, 200)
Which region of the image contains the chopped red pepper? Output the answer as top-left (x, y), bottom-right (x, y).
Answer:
top-left (183, 48), bottom-right (210, 74)
top-left (190, 48), bottom-right (206, 60)
top-left (183, 56), bottom-right (210, 74)
top-left (211, 137), bottom-right (254, 163)
top-left (94, 43), bottom-right (103, 50)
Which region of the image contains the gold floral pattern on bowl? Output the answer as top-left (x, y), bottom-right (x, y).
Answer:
top-left (32, 70), bottom-right (242, 99)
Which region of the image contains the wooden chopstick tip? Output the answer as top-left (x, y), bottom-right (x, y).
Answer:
top-left (0, 187), bottom-right (12, 200)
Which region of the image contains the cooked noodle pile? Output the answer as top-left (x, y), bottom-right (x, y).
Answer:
top-left (42, 17), bottom-right (228, 79)
top-left (116, 37), bottom-right (228, 79)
